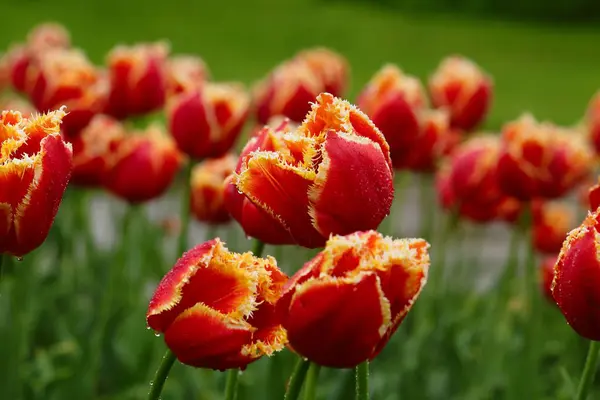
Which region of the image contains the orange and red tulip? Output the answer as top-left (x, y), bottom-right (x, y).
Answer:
top-left (147, 238), bottom-right (288, 370)
top-left (277, 230), bottom-right (430, 368)
top-left (227, 93), bottom-right (394, 248)
top-left (428, 55), bottom-right (492, 131)
top-left (532, 200), bottom-right (574, 255)
top-left (104, 124), bottom-right (183, 203)
top-left (553, 207), bottom-right (600, 340)
top-left (190, 154), bottom-right (236, 225)
top-left (168, 82), bottom-right (250, 159)
top-left (0, 108), bottom-right (72, 256)
top-left (497, 114), bottom-right (593, 200)
top-left (166, 54), bottom-right (210, 97)
top-left (293, 47), bottom-right (349, 97)
top-left (105, 42), bottom-right (169, 119)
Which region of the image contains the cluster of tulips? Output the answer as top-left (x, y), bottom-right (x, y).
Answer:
top-left (3, 21), bottom-right (600, 399)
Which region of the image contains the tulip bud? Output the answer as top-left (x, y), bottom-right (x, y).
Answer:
top-left (253, 59), bottom-right (322, 124)
top-left (428, 55), bottom-right (493, 131)
top-left (293, 47), bottom-right (349, 97)
top-left (278, 230), bottom-right (429, 368)
top-left (105, 42), bottom-right (169, 119)
top-left (168, 82), bottom-right (250, 159)
top-left (228, 93), bottom-right (394, 248)
top-left (147, 238), bottom-right (288, 370)
top-left (26, 22), bottom-right (71, 54)
top-left (586, 91), bottom-right (600, 154)
top-left (497, 114), bottom-right (593, 200)
top-left (532, 201), bottom-right (574, 254)
top-left (190, 154), bottom-right (236, 224)
top-left (71, 115), bottom-right (126, 187)
top-left (0, 108), bottom-right (73, 256)
top-left (552, 208), bottom-right (600, 340)
top-left (166, 54), bottom-right (210, 97)
top-left (540, 255), bottom-right (558, 304)
top-left (104, 124), bottom-right (183, 203)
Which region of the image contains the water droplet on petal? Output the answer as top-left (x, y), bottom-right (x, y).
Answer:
top-left (154, 333), bottom-right (161, 337)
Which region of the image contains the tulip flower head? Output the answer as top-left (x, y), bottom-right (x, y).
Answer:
top-left (497, 114), bottom-right (593, 200)
top-left (190, 154), bottom-right (236, 224)
top-left (553, 207), bottom-right (600, 340)
top-left (166, 54), bottom-right (210, 97)
top-left (0, 108), bottom-right (73, 256)
top-left (227, 92), bottom-right (394, 248)
top-left (293, 47), bottom-right (349, 97)
top-left (147, 238), bottom-right (288, 370)
top-left (532, 201), bottom-right (574, 254)
top-left (429, 55), bottom-right (493, 131)
top-left (278, 230), bottom-right (430, 368)
top-left (168, 82), bottom-right (250, 159)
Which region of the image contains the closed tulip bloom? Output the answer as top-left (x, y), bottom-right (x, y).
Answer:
top-left (541, 255), bottom-right (558, 304)
top-left (293, 47), bottom-right (349, 97)
top-left (229, 92), bottom-right (394, 248)
top-left (552, 207), bottom-right (600, 340)
top-left (105, 42), bottom-right (169, 119)
top-left (429, 55), bottom-right (492, 131)
top-left (168, 82), bottom-right (250, 159)
top-left (532, 201), bottom-right (574, 254)
top-left (71, 115), bottom-right (125, 187)
top-left (104, 124), bottom-right (183, 203)
top-left (147, 238), bottom-right (288, 370)
top-left (26, 22), bottom-right (71, 55)
top-left (0, 108), bottom-right (72, 256)
top-left (497, 114), bottom-right (593, 200)
top-left (166, 54), bottom-right (210, 97)
top-left (278, 230), bottom-right (430, 368)
top-left (586, 91), bottom-right (600, 154)
top-left (253, 59), bottom-right (322, 124)
top-left (190, 154), bottom-right (236, 224)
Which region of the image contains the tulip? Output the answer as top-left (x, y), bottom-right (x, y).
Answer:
top-left (586, 91), bottom-right (600, 154)
top-left (253, 59), bottom-right (322, 124)
top-left (437, 135), bottom-right (521, 223)
top-left (147, 238), bottom-right (288, 370)
top-left (105, 42), bottom-right (169, 119)
top-left (228, 92), bottom-right (394, 248)
top-left (190, 154), bottom-right (236, 224)
top-left (71, 115), bottom-right (126, 187)
top-left (552, 207), bottom-right (600, 340)
top-left (532, 201), bottom-right (573, 254)
top-left (497, 114), bottom-right (593, 200)
top-left (26, 48), bottom-right (107, 138)
top-left (293, 47), bottom-right (349, 97)
top-left (277, 230), bottom-right (430, 368)
top-left (104, 124), bottom-right (183, 203)
top-left (0, 108), bottom-right (72, 256)
top-left (26, 22), bottom-right (71, 54)
top-left (167, 82), bottom-right (250, 159)
top-left (428, 55), bottom-right (493, 131)
top-left (589, 180), bottom-right (600, 211)
top-left (540, 255), bottom-right (557, 304)
top-left (166, 55), bottom-right (210, 97)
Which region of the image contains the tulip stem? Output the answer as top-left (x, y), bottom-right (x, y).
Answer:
top-left (303, 362), bottom-right (321, 400)
top-left (147, 348), bottom-right (177, 400)
top-left (284, 357), bottom-right (310, 400)
top-left (225, 369), bottom-right (240, 400)
top-left (355, 361), bottom-right (369, 400)
top-left (576, 340), bottom-right (600, 400)
top-left (178, 162), bottom-right (194, 255)
top-left (252, 239), bottom-right (266, 258)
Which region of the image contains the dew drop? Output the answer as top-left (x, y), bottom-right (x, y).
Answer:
top-left (16, 257), bottom-right (23, 262)
top-left (154, 333), bottom-right (161, 337)
top-left (149, 381), bottom-right (154, 386)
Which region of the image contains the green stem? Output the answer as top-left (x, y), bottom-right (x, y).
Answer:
top-left (576, 341), bottom-right (600, 400)
top-left (225, 369), bottom-right (240, 400)
top-left (284, 357), bottom-right (310, 400)
top-left (355, 361), bottom-right (369, 400)
top-left (418, 174), bottom-right (435, 241)
top-left (178, 162), bottom-right (194, 255)
top-left (252, 239), bottom-right (266, 258)
top-left (303, 362), bottom-right (321, 400)
top-left (147, 349), bottom-right (177, 400)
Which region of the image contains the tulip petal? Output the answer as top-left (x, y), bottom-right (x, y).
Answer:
top-left (309, 132), bottom-right (393, 238)
top-left (0, 203), bottom-right (11, 242)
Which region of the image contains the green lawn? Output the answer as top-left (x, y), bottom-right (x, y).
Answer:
top-left (2, 0), bottom-right (599, 128)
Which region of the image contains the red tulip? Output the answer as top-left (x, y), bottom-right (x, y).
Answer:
top-left (104, 124), bottom-right (183, 203)
top-left (497, 114), bottom-right (593, 200)
top-left (553, 207), bottom-right (600, 340)
top-left (532, 200), bottom-right (574, 254)
top-left (190, 154), bottom-right (236, 224)
top-left (0, 108), bottom-right (72, 256)
top-left (26, 22), bottom-right (71, 55)
top-left (429, 55), bottom-right (493, 131)
top-left (293, 47), bottom-right (349, 97)
top-left (278, 230), bottom-right (430, 368)
top-left (541, 255), bottom-right (558, 304)
top-left (166, 54), bottom-right (210, 97)
top-left (71, 115), bottom-right (126, 187)
top-left (105, 42), bottom-right (169, 119)
top-left (168, 82), bottom-right (250, 159)
top-left (227, 92), bottom-right (394, 248)
top-left (147, 238), bottom-right (288, 370)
